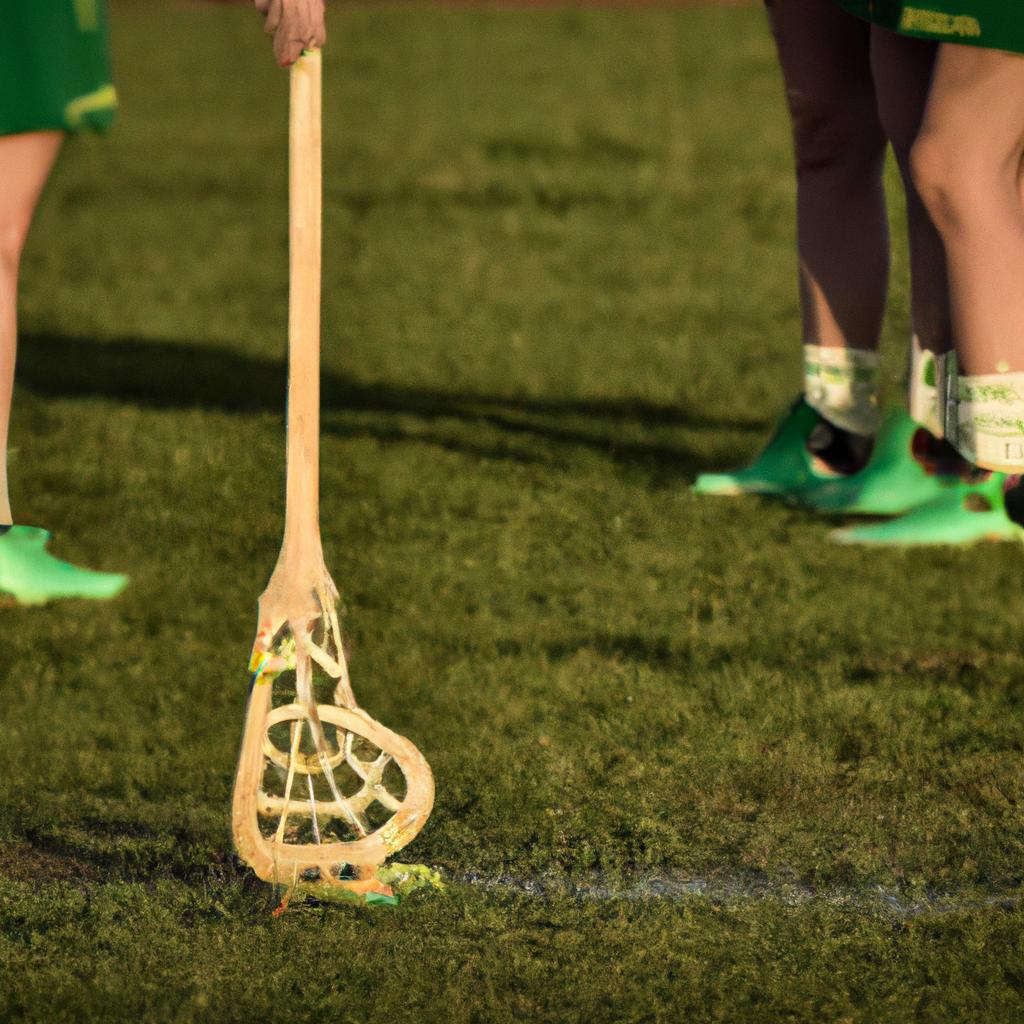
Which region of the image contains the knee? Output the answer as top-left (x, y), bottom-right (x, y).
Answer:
top-left (910, 129), bottom-right (985, 235)
top-left (788, 87), bottom-right (886, 175)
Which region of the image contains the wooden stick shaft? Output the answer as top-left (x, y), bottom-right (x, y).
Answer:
top-left (283, 50), bottom-right (323, 558)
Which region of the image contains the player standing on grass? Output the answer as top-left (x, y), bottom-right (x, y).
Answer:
top-left (0, 0), bottom-right (325, 605)
top-left (693, 0), bottom-right (1024, 545)
top-left (0, 1), bottom-right (127, 604)
top-left (817, 2), bottom-right (1024, 542)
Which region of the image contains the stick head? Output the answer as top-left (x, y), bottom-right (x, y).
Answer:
top-left (233, 593), bottom-right (434, 896)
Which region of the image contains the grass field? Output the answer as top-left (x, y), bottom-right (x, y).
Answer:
top-left (2, 2), bottom-right (1023, 1020)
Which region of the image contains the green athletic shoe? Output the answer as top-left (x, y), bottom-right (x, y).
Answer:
top-left (829, 473), bottom-right (1021, 547)
top-left (791, 409), bottom-right (962, 516)
top-left (0, 526), bottom-right (128, 605)
top-left (694, 398), bottom-right (849, 497)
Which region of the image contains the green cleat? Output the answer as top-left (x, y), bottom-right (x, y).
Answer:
top-left (829, 473), bottom-right (1022, 547)
top-left (694, 398), bottom-right (848, 497)
top-left (791, 409), bottom-right (963, 516)
top-left (0, 526), bottom-right (128, 605)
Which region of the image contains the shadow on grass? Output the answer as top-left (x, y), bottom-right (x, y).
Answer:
top-left (6, 826), bottom-right (252, 887)
top-left (18, 331), bottom-right (767, 478)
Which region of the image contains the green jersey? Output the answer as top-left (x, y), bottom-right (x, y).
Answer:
top-left (831, 1), bottom-right (1024, 55)
top-left (0, 0), bottom-right (117, 136)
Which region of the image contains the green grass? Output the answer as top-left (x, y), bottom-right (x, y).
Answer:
top-left (2, 2), bottom-right (1023, 1020)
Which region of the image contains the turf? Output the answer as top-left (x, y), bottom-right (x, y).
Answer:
top-left (2, 2), bottom-right (1023, 1020)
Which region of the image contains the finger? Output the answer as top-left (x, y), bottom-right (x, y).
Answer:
top-left (263, 0), bottom-right (283, 35)
top-left (295, 9), bottom-right (317, 48)
top-left (253, 0), bottom-right (270, 13)
top-left (301, 15), bottom-right (325, 53)
top-left (275, 35), bottom-right (304, 67)
top-left (297, 3), bottom-right (324, 50)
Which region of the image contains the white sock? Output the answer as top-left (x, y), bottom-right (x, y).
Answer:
top-left (804, 344), bottom-right (881, 437)
top-left (948, 366), bottom-right (1024, 472)
top-left (908, 335), bottom-right (943, 437)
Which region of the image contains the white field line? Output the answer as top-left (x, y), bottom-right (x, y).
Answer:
top-left (453, 871), bottom-right (1023, 919)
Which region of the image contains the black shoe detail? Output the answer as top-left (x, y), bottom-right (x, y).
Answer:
top-left (806, 416), bottom-right (873, 476)
top-left (910, 429), bottom-right (985, 481)
top-left (1003, 475), bottom-right (1024, 527)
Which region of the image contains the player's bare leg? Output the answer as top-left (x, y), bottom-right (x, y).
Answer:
top-left (871, 26), bottom-right (952, 365)
top-left (914, 47), bottom-right (1024, 486)
top-left (695, 0), bottom-right (888, 498)
top-left (773, 0), bottom-right (889, 360)
top-left (913, 47), bottom-right (1024, 382)
top-left (796, 24), bottom-right (998, 539)
top-left (0, 130), bottom-right (126, 602)
top-left (0, 130), bottom-right (62, 526)
top-left (837, 45), bottom-right (1024, 545)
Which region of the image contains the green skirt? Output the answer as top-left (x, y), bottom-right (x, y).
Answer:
top-left (832, 1), bottom-right (1024, 55)
top-left (0, 0), bottom-right (117, 137)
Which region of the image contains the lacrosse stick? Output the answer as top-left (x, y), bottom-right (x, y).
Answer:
top-left (232, 50), bottom-right (434, 902)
